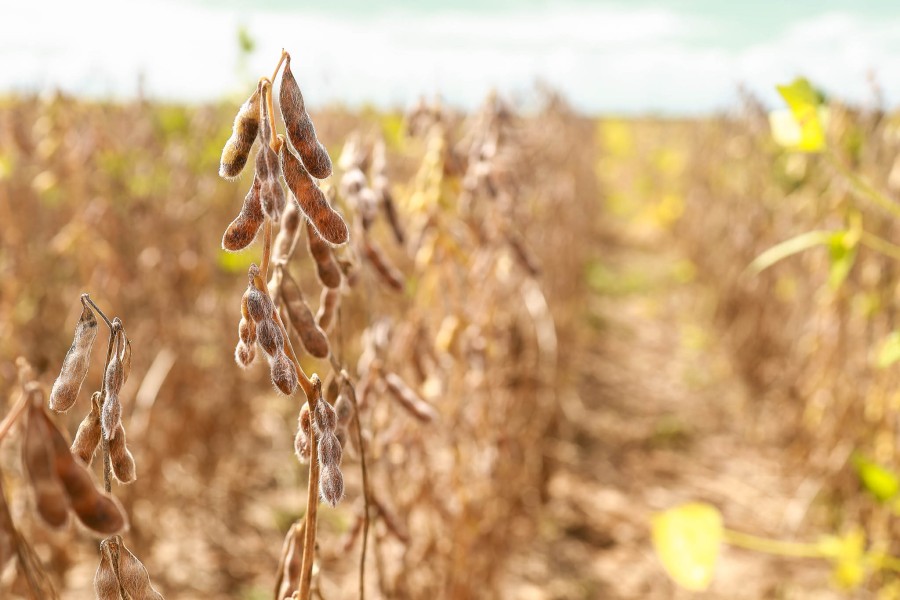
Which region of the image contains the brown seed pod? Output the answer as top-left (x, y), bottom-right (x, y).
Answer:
top-left (383, 372), bottom-right (438, 423)
top-left (306, 220), bottom-right (342, 289)
top-left (273, 195), bottom-right (303, 262)
top-left (294, 404), bottom-right (311, 463)
top-left (23, 402), bottom-right (69, 529)
top-left (274, 521), bottom-right (305, 600)
top-left (118, 541), bottom-right (164, 599)
top-left (279, 55), bottom-right (333, 179)
top-left (219, 87), bottom-right (260, 179)
top-left (362, 238), bottom-right (405, 292)
top-left (101, 331), bottom-right (126, 442)
top-left (334, 392), bottom-right (352, 427)
top-left (319, 464), bottom-right (344, 507)
top-left (234, 340), bottom-right (256, 369)
top-left (94, 542), bottom-right (120, 600)
top-left (109, 423), bottom-right (136, 484)
top-left (280, 140), bottom-right (348, 246)
top-left (223, 176), bottom-right (265, 252)
top-left (257, 86), bottom-right (286, 221)
top-left (71, 392), bottom-right (102, 466)
top-left (41, 407), bottom-right (128, 535)
top-left (49, 303), bottom-right (98, 412)
top-left (315, 288), bottom-right (341, 333)
top-left (313, 399), bottom-right (337, 435)
top-left (280, 271), bottom-right (330, 358)
top-left (238, 316), bottom-right (257, 345)
top-left (244, 267), bottom-right (274, 323)
top-left (317, 431), bottom-right (342, 467)
top-left (374, 173), bottom-right (405, 246)
top-left (257, 318), bottom-right (284, 357)
top-left (271, 351), bottom-right (298, 396)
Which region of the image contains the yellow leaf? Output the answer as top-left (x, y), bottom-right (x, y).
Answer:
top-left (652, 503), bottom-right (723, 591)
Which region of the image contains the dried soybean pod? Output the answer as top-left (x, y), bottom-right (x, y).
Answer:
top-left (273, 195), bottom-right (302, 262)
top-left (280, 55), bottom-right (333, 179)
top-left (244, 265), bottom-right (274, 323)
top-left (109, 424), bottom-right (136, 484)
top-left (315, 288), bottom-right (340, 333)
top-left (257, 84), bottom-right (286, 221)
top-left (118, 542), bottom-right (165, 599)
top-left (271, 351), bottom-right (298, 396)
top-left (94, 542), bottom-right (120, 600)
top-left (102, 331), bottom-right (126, 442)
top-left (223, 176), bottom-right (265, 251)
top-left (42, 410), bottom-right (128, 535)
top-left (294, 404), bottom-right (311, 463)
top-left (362, 238), bottom-right (405, 292)
top-left (280, 271), bottom-right (330, 358)
top-left (49, 303), bottom-right (99, 412)
top-left (306, 220), bottom-right (342, 289)
top-left (219, 87), bottom-right (260, 179)
top-left (23, 403), bottom-right (69, 528)
top-left (319, 464), bottom-right (344, 507)
top-left (234, 341), bottom-right (256, 369)
top-left (383, 372), bottom-right (438, 422)
top-left (71, 392), bottom-right (102, 466)
top-left (257, 319), bottom-right (285, 357)
top-left (280, 141), bottom-right (348, 246)
top-left (275, 521), bottom-right (305, 600)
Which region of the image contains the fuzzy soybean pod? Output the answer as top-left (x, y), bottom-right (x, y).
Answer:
top-left (294, 404), bottom-right (311, 463)
top-left (256, 90), bottom-right (287, 221)
top-left (219, 87), bottom-right (260, 179)
top-left (279, 55), bottom-right (332, 179)
top-left (315, 287), bottom-right (340, 333)
top-left (280, 140), bottom-right (349, 246)
top-left (271, 351), bottom-right (298, 396)
top-left (49, 303), bottom-right (99, 412)
top-left (109, 423), bottom-right (136, 484)
top-left (280, 271), bottom-right (330, 358)
top-left (306, 220), bottom-right (342, 289)
top-left (102, 330), bottom-right (126, 442)
top-left (94, 542), bottom-right (120, 600)
top-left (274, 521), bottom-right (305, 600)
top-left (362, 237), bottom-right (405, 292)
top-left (273, 195), bottom-right (302, 262)
top-left (117, 542), bottom-right (165, 599)
top-left (23, 401), bottom-right (69, 528)
top-left (71, 391), bottom-right (102, 466)
top-left (244, 265), bottom-right (274, 324)
top-left (319, 463), bottom-right (344, 507)
top-left (384, 372), bottom-right (438, 423)
top-left (223, 176), bottom-right (265, 252)
top-left (41, 409), bottom-right (129, 535)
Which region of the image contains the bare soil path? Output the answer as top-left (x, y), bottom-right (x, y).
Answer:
top-left (511, 220), bottom-right (841, 599)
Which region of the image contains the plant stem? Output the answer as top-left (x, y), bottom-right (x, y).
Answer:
top-left (723, 529), bottom-right (823, 558)
top-left (272, 49), bottom-right (288, 83)
top-left (0, 391), bottom-right (28, 443)
top-left (342, 372), bottom-right (370, 600)
top-left (828, 152), bottom-right (900, 219)
top-left (860, 231), bottom-right (900, 262)
top-left (299, 414), bottom-right (320, 600)
top-left (261, 218), bottom-right (273, 281)
top-left (82, 293), bottom-right (113, 329)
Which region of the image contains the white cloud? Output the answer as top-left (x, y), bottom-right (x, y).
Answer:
top-left (0, 1), bottom-right (899, 113)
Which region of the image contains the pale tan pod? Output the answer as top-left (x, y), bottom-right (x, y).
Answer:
top-left (101, 330), bottom-right (126, 441)
top-left (94, 542), bottom-right (121, 600)
top-left (279, 55), bottom-right (333, 179)
top-left (383, 372), bottom-right (438, 423)
top-left (219, 88), bottom-right (260, 179)
top-left (49, 303), bottom-right (99, 412)
top-left (273, 194), bottom-right (302, 262)
top-left (71, 391), bottom-right (102, 466)
top-left (274, 521), bottom-right (305, 600)
top-left (306, 220), bottom-right (342, 289)
top-left (315, 287), bottom-right (340, 333)
top-left (280, 140), bottom-right (348, 246)
top-left (294, 404), bottom-right (311, 463)
top-left (280, 270), bottom-right (330, 358)
top-left (362, 238), bottom-right (405, 292)
top-left (223, 176), bottom-right (265, 252)
top-left (109, 423), bottom-right (136, 484)
top-left (42, 409), bottom-right (129, 536)
top-left (257, 90), bottom-right (287, 221)
top-left (118, 541), bottom-right (165, 599)
top-left (23, 402), bottom-right (69, 529)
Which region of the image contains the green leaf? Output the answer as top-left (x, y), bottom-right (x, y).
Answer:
top-left (748, 230), bottom-right (834, 274)
top-left (877, 332), bottom-right (900, 369)
top-left (652, 503), bottom-right (723, 591)
top-left (774, 78), bottom-right (827, 152)
top-left (852, 453), bottom-right (900, 501)
top-left (816, 529), bottom-right (867, 589)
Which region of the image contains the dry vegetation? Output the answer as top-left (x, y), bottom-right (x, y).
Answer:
top-left (2, 64), bottom-right (900, 599)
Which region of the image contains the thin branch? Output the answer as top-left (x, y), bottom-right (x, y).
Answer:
top-left (342, 371), bottom-right (370, 600)
top-left (0, 391), bottom-right (28, 443)
top-left (81, 293), bottom-right (113, 329)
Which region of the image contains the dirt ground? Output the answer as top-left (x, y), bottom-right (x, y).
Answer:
top-left (508, 215), bottom-right (846, 599)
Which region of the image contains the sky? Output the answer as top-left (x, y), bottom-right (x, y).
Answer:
top-left (1, 0), bottom-right (899, 114)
